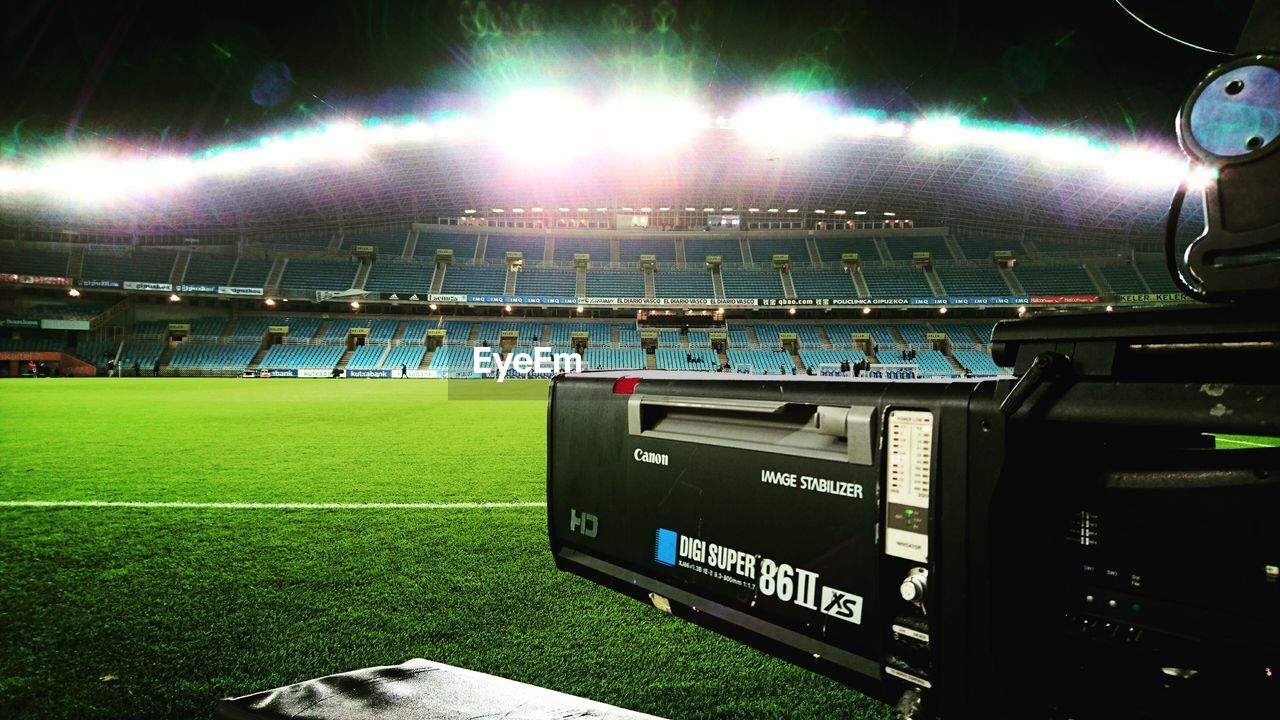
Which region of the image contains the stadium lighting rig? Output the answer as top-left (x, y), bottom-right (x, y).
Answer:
top-left (0, 91), bottom-right (1209, 207)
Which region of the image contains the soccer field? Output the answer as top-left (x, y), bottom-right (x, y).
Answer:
top-left (0, 379), bottom-right (891, 720)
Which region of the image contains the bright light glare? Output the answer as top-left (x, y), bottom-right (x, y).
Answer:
top-left (733, 94), bottom-right (836, 148)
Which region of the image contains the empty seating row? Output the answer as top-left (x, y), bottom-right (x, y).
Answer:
top-left (726, 349), bottom-right (795, 374)
top-left (790, 269), bottom-right (856, 297)
top-left (1098, 264), bottom-right (1147, 294)
top-left (721, 269), bottom-right (783, 297)
top-left (475, 321), bottom-right (543, 345)
top-left (1012, 264), bottom-right (1098, 294)
top-left (258, 344), bottom-right (344, 369)
top-left (585, 269), bottom-right (645, 296)
top-left (754, 324), bottom-right (823, 348)
top-left (344, 228), bottom-right (409, 257)
top-left (440, 320), bottom-right (472, 344)
top-left (401, 320), bottom-right (433, 344)
top-left (0, 248), bottom-right (70, 276)
top-left (952, 349), bottom-right (1007, 375)
top-left (861, 267), bottom-right (932, 296)
top-left (934, 266), bottom-right (1011, 296)
top-left (279, 259), bottom-right (358, 293)
top-left (384, 345), bottom-right (426, 369)
top-left (548, 323), bottom-right (612, 345)
top-left (183, 255), bottom-right (237, 285)
top-left (824, 324), bottom-right (899, 349)
top-left (653, 270), bottom-right (714, 296)
top-left (168, 342), bottom-right (257, 371)
top-left (584, 348), bottom-right (646, 370)
top-left (368, 319), bottom-right (400, 343)
top-left (655, 348), bottom-right (719, 371)
top-left (428, 346), bottom-right (479, 372)
top-left (258, 232), bottom-right (332, 249)
top-left (345, 344), bottom-right (387, 369)
top-left (813, 237), bottom-right (882, 265)
top-left (935, 325), bottom-right (976, 349)
top-left (750, 238), bottom-right (810, 265)
top-left (441, 265), bottom-right (506, 294)
top-left (685, 237), bottom-right (743, 264)
top-left (515, 268), bottom-right (576, 296)
top-left (952, 234), bottom-right (1024, 259)
top-left (364, 262), bottom-right (432, 294)
top-left (797, 349), bottom-right (869, 368)
top-left (415, 232), bottom-right (478, 262)
top-left (82, 251), bottom-right (176, 283)
top-left (883, 237), bottom-right (952, 262)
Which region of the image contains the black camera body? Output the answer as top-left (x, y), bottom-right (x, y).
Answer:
top-left (546, 304), bottom-right (1280, 718)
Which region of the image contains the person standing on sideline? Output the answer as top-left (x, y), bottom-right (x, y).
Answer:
top-left (401, 363), bottom-right (408, 378)
top-left (153, 359), bottom-right (161, 377)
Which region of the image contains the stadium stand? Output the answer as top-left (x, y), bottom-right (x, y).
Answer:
top-left (440, 265), bottom-right (506, 294)
top-left (952, 234), bottom-right (1025, 259)
top-left (552, 236), bottom-right (610, 264)
top-left (1135, 260), bottom-right (1182, 294)
top-left (655, 348), bottom-right (719, 371)
top-left (440, 320), bottom-right (471, 345)
top-left (657, 329), bottom-right (681, 348)
top-left (798, 348), bottom-right (868, 369)
top-left (751, 238), bottom-right (810, 265)
top-left (548, 323), bottom-right (610, 345)
top-left (322, 318), bottom-right (359, 341)
top-left (882, 236), bottom-right (953, 262)
top-left (0, 248), bottom-right (71, 275)
top-left (727, 349), bottom-right (795, 374)
top-left (721, 269), bottom-right (784, 297)
top-left (1099, 264), bottom-right (1148, 294)
top-left (935, 324), bottom-right (977, 348)
top-left (934, 265), bottom-right (1012, 295)
top-left (892, 348), bottom-right (955, 375)
top-left (118, 341), bottom-right (164, 369)
top-left (279, 317), bottom-right (322, 340)
top-left (229, 259), bottom-right (273, 287)
top-left (971, 324), bottom-right (995, 345)
top-left (485, 235), bottom-right (545, 264)
top-left (183, 255), bottom-right (237, 285)
top-left (618, 327), bottom-right (640, 347)
top-left (168, 342), bottom-right (257, 372)
top-left (367, 319), bottom-right (400, 343)
top-left (279, 259), bottom-right (359, 293)
top-left (585, 347), bottom-right (645, 370)
top-left (620, 238), bottom-right (677, 265)
top-left (384, 345), bottom-right (425, 369)
top-left (227, 316), bottom-right (275, 341)
top-left (364, 262), bottom-right (432, 294)
top-left (952, 348), bottom-right (1007, 375)
top-left (81, 251), bottom-right (176, 282)
top-left (73, 340), bottom-right (117, 363)
top-left (132, 320), bottom-right (169, 339)
top-left (258, 344), bottom-right (344, 369)
top-left (344, 228), bottom-right (408, 258)
top-left (475, 321), bottom-right (543, 345)
top-left (824, 324), bottom-right (899, 349)
top-left (812, 237), bottom-right (883, 264)
top-left (861, 267), bottom-right (933, 296)
top-left (401, 320), bottom-right (433, 344)
top-left (0, 332), bottom-right (66, 352)
top-left (684, 236), bottom-right (744, 264)
top-left (754, 324), bottom-right (823, 348)
top-left (895, 324), bottom-right (932, 348)
top-left (258, 232), bottom-right (332, 250)
top-left (687, 330), bottom-right (711, 347)
top-left (428, 346), bottom-right (480, 373)
top-left (653, 270), bottom-right (714, 296)
top-left (728, 329), bottom-right (750, 348)
top-left (515, 268), bottom-right (576, 296)
top-left (790, 268), bottom-right (857, 297)
top-left (1012, 264), bottom-right (1098, 294)
top-left (191, 318), bottom-right (227, 340)
top-left (586, 268), bottom-right (645, 296)
top-left (345, 344), bottom-right (387, 369)
top-left (415, 232), bottom-right (478, 263)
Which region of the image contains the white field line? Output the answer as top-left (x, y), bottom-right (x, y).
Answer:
top-left (1215, 438), bottom-right (1278, 448)
top-left (0, 500), bottom-right (545, 510)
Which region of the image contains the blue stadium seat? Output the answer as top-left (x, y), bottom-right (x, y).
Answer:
top-left (684, 237), bottom-right (743, 264)
top-left (753, 324), bottom-right (822, 348)
top-left (653, 270), bottom-right (714, 297)
top-left (721, 269), bottom-right (783, 297)
top-left (415, 233), bottom-right (478, 263)
top-left (515, 268), bottom-right (576, 296)
top-left (952, 349), bottom-right (1007, 375)
top-left (584, 347), bottom-right (646, 370)
top-left (586, 269), bottom-right (645, 296)
top-left (183, 255), bottom-right (236, 285)
top-left (485, 235), bottom-right (545, 264)
top-left (384, 345), bottom-right (425, 369)
top-left (345, 345), bottom-right (387, 369)
top-left (227, 316), bottom-right (274, 341)
top-left (934, 265), bottom-right (1011, 296)
top-left (952, 234), bottom-right (1024, 260)
top-left (364, 262), bottom-right (432, 294)
top-left (230, 259), bottom-right (273, 287)
top-left (655, 349), bottom-right (719, 371)
top-left (620, 239), bottom-right (677, 265)
top-left (367, 319), bottom-right (400, 343)
top-left (1013, 264), bottom-right (1098, 294)
top-left (168, 342), bottom-right (257, 372)
top-left (279, 259), bottom-right (359, 294)
top-left (750, 238), bottom-right (810, 265)
top-left (726, 349), bottom-right (795, 374)
top-left (812, 237), bottom-right (882, 265)
top-left (0, 248), bottom-right (70, 275)
top-left (790, 269), bottom-right (856, 297)
top-left (258, 344), bottom-right (344, 369)
top-left (861, 267), bottom-right (932, 296)
top-left (798, 349), bottom-right (868, 369)
top-left (552, 236), bottom-right (610, 264)
top-left (934, 324), bottom-right (976, 348)
top-left (1099, 264), bottom-right (1147, 294)
top-left (440, 265), bottom-right (506, 294)
top-left (344, 228), bottom-right (409, 258)
top-left (883, 237), bottom-right (953, 262)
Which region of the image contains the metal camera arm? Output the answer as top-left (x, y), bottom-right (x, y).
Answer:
top-left (1171, 1), bottom-right (1280, 301)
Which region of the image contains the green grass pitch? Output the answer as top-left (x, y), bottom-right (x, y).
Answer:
top-left (0, 379), bottom-right (893, 720)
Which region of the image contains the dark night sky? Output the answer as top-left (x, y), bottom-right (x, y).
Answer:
top-left (0, 1), bottom-right (1256, 159)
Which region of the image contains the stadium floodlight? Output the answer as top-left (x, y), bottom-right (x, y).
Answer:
top-left (504, 305), bottom-right (512, 312)
top-left (767, 208), bottom-right (779, 213)
top-left (168, 293), bottom-right (181, 302)
top-left (512, 208), bottom-right (523, 213)
top-left (1018, 305), bottom-right (1027, 316)
top-left (863, 307), bottom-right (872, 314)
top-left (596, 207), bottom-right (607, 212)
top-left (733, 93), bottom-right (836, 148)
top-left (834, 210), bottom-right (847, 215)
top-left (577, 207), bottom-right (588, 212)
top-left (814, 209), bottom-right (826, 214)
top-left (464, 209), bottom-right (476, 214)
top-left (576, 306), bottom-right (584, 313)
top-left (786, 208), bottom-right (799, 213)
top-left (350, 301), bottom-right (360, 309)
top-left (939, 306), bottom-right (948, 314)
top-left (531, 207), bottom-right (543, 212)
top-left (428, 303), bottom-right (438, 311)
top-left (788, 308), bottom-right (797, 315)
top-left (684, 207), bottom-right (696, 212)
top-left (1106, 305), bottom-right (1115, 312)
top-left (722, 207), bottom-right (733, 211)
top-left (748, 208), bottom-right (760, 212)
top-left (658, 207), bottom-right (670, 212)
top-left (703, 207), bottom-right (715, 212)
top-left (558, 207), bottom-right (571, 212)
top-left (264, 298), bottom-right (276, 306)
top-left (854, 210), bottom-right (867, 215)
top-left (884, 211), bottom-right (896, 216)
top-left (598, 94), bottom-right (709, 153)
top-left (68, 288), bottom-right (80, 297)
top-left (491, 208), bottom-right (504, 213)
top-left (622, 207), bottom-right (634, 212)
top-left (640, 207), bottom-right (651, 212)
